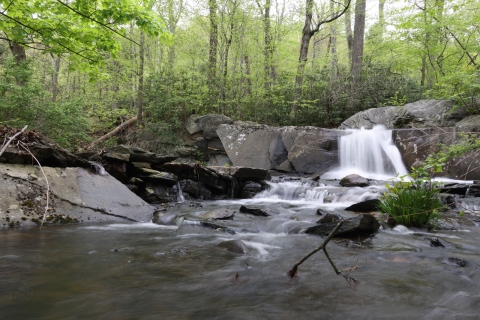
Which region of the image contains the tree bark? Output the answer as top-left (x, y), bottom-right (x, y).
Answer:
top-left (50, 53), bottom-right (61, 102)
top-left (378, 0), bottom-right (386, 40)
top-left (9, 41), bottom-right (26, 65)
top-left (290, 0), bottom-right (351, 122)
top-left (344, 1), bottom-right (353, 65)
top-left (89, 117), bottom-right (138, 149)
top-left (208, 0), bottom-right (219, 108)
top-left (348, 0), bottom-right (366, 111)
top-left (137, 31), bottom-right (145, 126)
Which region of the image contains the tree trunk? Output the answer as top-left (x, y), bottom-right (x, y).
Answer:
top-left (137, 31), bottom-right (145, 126)
top-left (9, 41), bottom-right (26, 65)
top-left (208, 0), bottom-right (219, 108)
top-left (329, 0), bottom-right (338, 79)
top-left (263, 0), bottom-right (272, 91)
top-left (348, 0), bottom-right (366, 111)
top-left (290, 0), bottom-right (314, 122)
top-left (378, 0), bottom-right (386, 40)
top-left (344, 2), bottom-right (353, 65)
top-left (50, 53), bottom-right (61, 102)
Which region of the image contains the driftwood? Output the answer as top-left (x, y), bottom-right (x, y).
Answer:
top-left (288, 219), bottom-right (344, 278)
top-left (89, 116), bottom-right (137, 149)
top-left (0, 125), bottom-right (27, 157)
top-left (287, 219), bottom-right (359, 285)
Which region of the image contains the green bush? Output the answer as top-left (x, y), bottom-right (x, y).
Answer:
top-left (378, 173), bottom-right (443, 227)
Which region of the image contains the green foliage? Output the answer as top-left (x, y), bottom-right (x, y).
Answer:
top-left (0, 0), bottom-right (171, 75)
top-left (379, 171), bottom-right (443, 227)
top-left (0, 57), bottom-right (90, 150)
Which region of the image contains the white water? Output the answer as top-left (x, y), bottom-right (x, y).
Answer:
top-left (322, 125), bottom-right (409, 180)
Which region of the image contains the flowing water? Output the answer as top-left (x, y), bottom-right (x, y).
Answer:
top-left (1, 126), bottom-right (480, 319)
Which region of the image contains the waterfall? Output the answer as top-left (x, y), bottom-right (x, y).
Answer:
top-left (322, 125), bottom-right (408, 180)
top-left (89, 161), bottom-right (107, 176)
top-left (176, 182), bottom-right (185, 203)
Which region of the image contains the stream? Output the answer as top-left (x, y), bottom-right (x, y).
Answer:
top-left (1, 178), bottom-right (480, 319)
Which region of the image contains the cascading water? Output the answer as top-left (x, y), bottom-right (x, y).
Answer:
top-left (322, 125), bottom-right (408, 180)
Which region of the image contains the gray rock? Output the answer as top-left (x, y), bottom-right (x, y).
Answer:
top-left (196, 114), bottom-right (233, 139)
top-left (344, 199), bottom-right (379, 212)
top-left (440, 257), bottom-right (466, 267)
top-left (210, 166), bottom-right (270, 180)
top-left (218, 240), bottom-right (249, 254)
top-left (0, 163), bottom-right (154, 227)
top-left (185, 114), bottom-right (202, 135)
top-left (239, 205), bottom-right (270, 217)
top-left (105, 145), bottom-right (177, 165)
top-left (455, 114), bottom-right (480, 132)
top-left (316, 213), bottom-right (343, 224)
top-left (306, 214), bottom-right (380, 237)
top-left (339, 100), bottom-right (463, 130)
top-left (340, 174), bottom-right (370, 187)
top-left (239, 181), bottom-right (262, 199)
top-left (143, 183), bottom-right (177, 203)
top-left (179, 179), bottom-right (212, 200)
top-left (200, 208), bottom-right (235, 220)
top-left (132, 168), bottom-right (178, 185)
top-left (427, 237), bottom-right (456, 248)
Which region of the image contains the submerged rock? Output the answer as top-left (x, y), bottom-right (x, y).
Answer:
top-left (306, 213), bottom-right (380, 237)
top-left (218, 240), bottom-right (249, 254)
top-left (339, 174), bottom-right (370, 187)
top-left (239, 205), bottom-right (270, 217)
top-left (440, 257), bottom-right (466, 267)
top-left (427, 237), bottom-right (457, 248)
top-left (200, 208), bottom-right (235, 220)
top-left (239, 181), bottom-right (263, 199)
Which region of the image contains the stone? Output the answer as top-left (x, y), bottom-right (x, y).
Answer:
top-left (339, 174), bottom-right (370, 187)
top-left (339, 99), bottom-right (463, 130)
top-left (185, 114), bottom-right (203, 135)
top-left (239, 181), bottom-right (263, 199)
top-left (210, 166), bottom-right (270, 180)
top-left (306, 214), bottom-right (380, 237)
top-left (218, 240), bottom-right (249, 254)
top-left (427, 237), bottom-right (456, 248)
top-left (179, 179), bottom-right (212, 200)
top-left (440, 257), bottom-right (466, 267)
top-left (0, 163), bottom-right (154, 227)
top-left (131, 167), bottom-right (178, 185)
top-left (455, 114), bottom-right (480, 132)
top-left (344, 199), bottom-right (380, 212)
top-left (143, 183), bottom-right (177, 203)
top-left (316, 213), bottom-right (343, 224)
top-left (316, 208), bottom-right (330, 216)
top-left (107, 162), bottom-right (127, 182)
top-left (200, 208), bottom-right (235, 220)
top-left (196, 114), bottom-right (233, 139)
top-left (105, 145), bottom-right (177, 165)
top-left (239, 205), bottom-right (270, 217)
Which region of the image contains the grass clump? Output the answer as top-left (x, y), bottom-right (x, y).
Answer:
top-left (378, 170), bottom-right (443, 227)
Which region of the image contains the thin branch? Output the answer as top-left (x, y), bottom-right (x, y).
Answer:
top-left (56, 0), bottom-right (140, 46)
top-left (0, 125), bottom-right (27, 157)
top-left (288, 219), bottom-right (344, 278)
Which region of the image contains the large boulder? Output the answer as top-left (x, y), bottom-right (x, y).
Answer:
top-left (195, 114), bottom-right (233, 140)
top-left (305, 214), bottom-right (380, 237)
top-left (339, 174), bottom-right (370, 187)
top-left (339, 100), bottom-right (466, 130)
top-left (217, 124), bottom-right (341, 174)
top-left (0, 163), bottom-right (154, 227)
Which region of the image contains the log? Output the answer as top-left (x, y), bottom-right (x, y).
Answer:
top-left (89, 116), bottom-right (137, 149)
top-left (0, 125), bottom-right (27, 157)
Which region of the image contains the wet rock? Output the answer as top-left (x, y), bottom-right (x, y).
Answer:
top-left (200, 208), bottom-right (235, 220)
top-left (107, 162), bottom-right (127, 182)
top-left (340, 174), bottom-right (370, 187)
top-left (239, 205), bottom-right (270, 217)
top-left (218, 240), bottom-right (249, 254)
top-left (143, 184), bottom-right (177, 203)
top-left (240, 181), bottom-right (262, 199)
top-left (427, 237), bottom-right (457, 248)
top-left (210, 166), bottom-right (270, 180)
top-left (438, 183), bottom-right (469, 196)
top-left (316, 208), bottom-right (330, 215)
top-left (128, 177), bottom-right (146, 189)
top-left (316, 213), bottom-right (343, 224)
top-left (105, 145), bottom-right (177, 164)
top-left (179, 179), bottom-right (212, 200)
top-left (440, 257), bottom-right (466, 267)
top-left (466, 184), bottom-right (480, 197)
top-left (132, 168), bottom-right (178, 185)
top-left (344, 198), bottom-right (379, 212)
top-left (306, 213), bottom-right (380, 237)
top-left (429, 217), bottom-right (475, 231)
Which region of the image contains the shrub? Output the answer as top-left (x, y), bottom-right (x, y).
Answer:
top-left (378, 173), bottom-right (443, 227)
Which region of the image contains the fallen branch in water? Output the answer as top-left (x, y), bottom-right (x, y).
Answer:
top-left (287, 219), bottom-right (359, 285)
top-left (0, 125), bottom-right (27, 157)
top-left (288, 219), bottom-right (344, 278)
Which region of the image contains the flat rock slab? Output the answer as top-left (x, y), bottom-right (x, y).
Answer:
top-left (209, 166), bottom-right (270, 180)
top-left (200, 208), bottom-right (236, 220)
top-left (0, 163), bottom-right (154, 227)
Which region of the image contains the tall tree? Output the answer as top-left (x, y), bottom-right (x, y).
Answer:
top-left (208, 0), bottom-right (219, 108)
top-left (348, 0), bottom-right (366, 110)
top-left (290, 0), bottom-right (351, 121)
